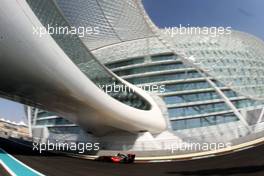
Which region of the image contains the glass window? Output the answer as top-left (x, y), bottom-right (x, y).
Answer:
top-left (164, 96), bottom-right (183, 104)
top-left (171, 120), bottom-right (186, 130)
top-left (164, 92), bottom-right (221, 105)
top-left (151, 54), bottom-right (176, 62)
top-left (38, 111), bottom-right (56, 118)
top-left (127, 71), bottom-right (201, 84)
top-left (171, 113), bottom-right (238, 130)
top-left (168, 102), bottom-right (230, 118)
top-left (48, 126), bottom-right (80, 134)
top-left (232, 99), bottom-right (263, 109)
top-left (36, 117), bottom-right (74, 125)
top-left (168, 108), bottom-right (185, 117)
top-left (201, 116), bottom-right (216, 126)
top-left (223, 90), bottom-right (238, 98)
top-left (106, 57), bottom-right (144, 69)
top-left (186, 118), bottom-right (201, 129)
top-left (164, 81), bottom-right (211, 93)
top-left (113, 62), bottom-right (186, 76)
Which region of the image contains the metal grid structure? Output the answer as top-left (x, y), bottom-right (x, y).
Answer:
top-left (54, 0), bottom-right (155, 50)
top-left (26, 0), bottom-right (151, 110)
top-left (23, 0), bottom-right (264, 148)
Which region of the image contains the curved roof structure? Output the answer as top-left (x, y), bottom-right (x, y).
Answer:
top-left (1, 0), bottom-right (264, 138)
top-left (53, 0), bottom-right (155, 50)
top-left (52, 0), bottom-right (264, 101)
top-left (29, 0), bottom-right (264, 103)
top-left (93, 30), bottom-right (264, 101)
top-left (0, 0), bottom-right (167, 135)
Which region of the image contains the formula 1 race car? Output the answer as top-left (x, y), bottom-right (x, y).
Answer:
top-left (96, 153), bottom-right (135, 163)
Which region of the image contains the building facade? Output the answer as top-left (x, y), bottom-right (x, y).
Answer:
top-left (1, 0), bottom-right (264, 155)
top-left (0, 119), bottom-right (29, 140)
top-left (27, 29), bottom-right (264, 152)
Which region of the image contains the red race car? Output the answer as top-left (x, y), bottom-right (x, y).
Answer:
top-left (96, 153), bottom-right (135, 163)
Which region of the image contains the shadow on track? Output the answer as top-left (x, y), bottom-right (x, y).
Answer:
top-left (167, 165), bottom-right (264, 175)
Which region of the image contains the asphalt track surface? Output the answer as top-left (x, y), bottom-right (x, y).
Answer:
top-left (1, 138), bottom-right (264, 176)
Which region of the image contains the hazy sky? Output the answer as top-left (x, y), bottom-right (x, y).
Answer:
top-left (0, 0), bottom-right (263, 123)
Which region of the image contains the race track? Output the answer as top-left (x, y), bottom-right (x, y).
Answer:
top-left (1, 137), bottom-right (264, 176)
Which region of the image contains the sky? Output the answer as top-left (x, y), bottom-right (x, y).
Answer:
top-left (143, 0), bottom-right (264, 40)
top-left (0, 0), bottom-right (263, 123)
top-left (0, 98), bottom-right (27, 123)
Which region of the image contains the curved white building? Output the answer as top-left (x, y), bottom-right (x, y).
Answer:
top-left (1, 0), bottom-right (264, 156)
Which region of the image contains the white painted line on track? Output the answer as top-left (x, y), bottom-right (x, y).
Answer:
top-left (192, 154), bottom-right (216, 160)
